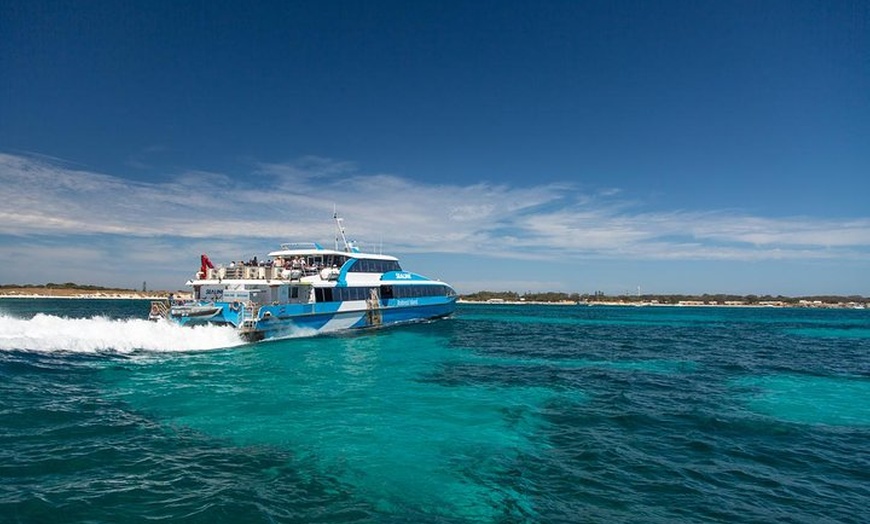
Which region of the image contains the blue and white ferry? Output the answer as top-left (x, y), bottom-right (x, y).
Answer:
top-left (150, 214), bottom-right (457, 341)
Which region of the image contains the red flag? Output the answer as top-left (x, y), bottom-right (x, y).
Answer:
top-left (200, 254), bottom-right (214, 277)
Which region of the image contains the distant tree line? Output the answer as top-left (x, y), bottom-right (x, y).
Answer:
top-left (461, 291), bottom-right (581, 302)
top-left (460, 290), bottom-right (867, 304)
top-left (3, 283), bottom-right (865, 305)
top-left (0, 282), bottom-right (135, 291)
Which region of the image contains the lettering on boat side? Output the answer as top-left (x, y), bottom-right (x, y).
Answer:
top-left (397, 299), bottom-right (419, 306)
top-left (394, 272), bottom-right (412, 279)
top-left (202, 287), bottom-right (224, 300)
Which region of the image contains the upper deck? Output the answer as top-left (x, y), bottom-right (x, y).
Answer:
top-left (194, 214), bottom-right (443, 287)
top-left (196, 246), bottom-right (407, 285)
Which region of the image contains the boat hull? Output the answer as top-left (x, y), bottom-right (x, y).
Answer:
top-left (246, 300), bottom-right (456, 341)
top-left (166, 296), bottom-right (456, 343)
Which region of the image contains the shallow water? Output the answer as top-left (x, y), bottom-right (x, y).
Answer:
top-left (1, 299), bottom-right (868, 522)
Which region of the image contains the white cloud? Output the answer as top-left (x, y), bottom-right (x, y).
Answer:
top-left (2, 151), bottom-right (869, 275)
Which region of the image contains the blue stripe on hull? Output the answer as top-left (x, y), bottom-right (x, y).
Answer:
top-left (250, 299), bottom-right (456, 341)
top-left (252, 310), bottom-right (359, 339)
top-left (379, 302), bottom-right (455, 325)
top-left (170, 297), bottom-right (456, 342)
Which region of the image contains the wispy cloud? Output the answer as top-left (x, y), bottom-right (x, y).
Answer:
top-left (2, 152), bottom-right (869, 268)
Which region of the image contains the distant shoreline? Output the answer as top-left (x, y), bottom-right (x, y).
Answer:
top-left (0, 288), bottom-right (187, 300)
top-left (458, 299), bottom-right (767, 308)
top-left (457, 299), bottom-right (867, 310)
top-left (0, 295), bottom-right (161, 300)
top-left (1, 288), bottom-right (865, 310)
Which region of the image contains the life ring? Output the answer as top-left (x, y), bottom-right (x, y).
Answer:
top-left (230, 301), bottom-right (241, 312)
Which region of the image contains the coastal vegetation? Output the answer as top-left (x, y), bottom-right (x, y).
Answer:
top-left (460, 290), bottom-right (867, 307)
top-left (0, 283), bottom-right (174, 298)
top-left (1, 283), bottom-right (866, 307)
top-left (1, 282), bottom-right (128, 291)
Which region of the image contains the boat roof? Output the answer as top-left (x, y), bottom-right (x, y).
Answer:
top-left (268, 243), bottom-right (398, 261)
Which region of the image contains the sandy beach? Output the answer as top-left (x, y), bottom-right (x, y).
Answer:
top-left (0, 288), bottom-right (189, 300)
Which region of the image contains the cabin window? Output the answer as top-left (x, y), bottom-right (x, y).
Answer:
top-left (331, 287), bottom-right (376, 301)
top-left (314, 288), bottom-right (334, 303)
top-left (389, 284), bottom-right (455, 298)
top-left (348, 259), bottom-right (402, 273)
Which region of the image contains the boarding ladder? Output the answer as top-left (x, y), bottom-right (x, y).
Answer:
top-left (366, 288), bottom-right (383, 327)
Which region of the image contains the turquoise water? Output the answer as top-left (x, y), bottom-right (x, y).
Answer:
top-left (1, 300), bottom-right (868, 522)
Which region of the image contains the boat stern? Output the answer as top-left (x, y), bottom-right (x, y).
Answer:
top-left (167, 301), bottom-right (246, 328)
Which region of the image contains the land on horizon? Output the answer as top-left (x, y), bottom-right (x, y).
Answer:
top-left (457, 290), bottom-right (869, 308)
top-left (1, 283), bottom-right (866, 308)
top-left (0, 283), bottom-right (183, 299)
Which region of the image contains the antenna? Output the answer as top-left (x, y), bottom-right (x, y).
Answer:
top-left (333, 207), bottom-right (352, 252)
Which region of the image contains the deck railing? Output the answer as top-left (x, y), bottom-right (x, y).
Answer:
top-left (205, 266), bottom-right (284, 280)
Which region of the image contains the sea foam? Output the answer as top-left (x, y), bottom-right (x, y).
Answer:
top-left (0, 313), bottom-right (244, 353)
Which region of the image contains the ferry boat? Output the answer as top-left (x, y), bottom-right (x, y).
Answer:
top-left (149, 214), bottom-right (457, 341)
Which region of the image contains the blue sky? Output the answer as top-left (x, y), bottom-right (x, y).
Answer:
top-left (1, 0), bottom-right (868, 295)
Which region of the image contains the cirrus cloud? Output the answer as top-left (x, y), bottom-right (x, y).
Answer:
top-left (2, 152), bottom-right (869, 268)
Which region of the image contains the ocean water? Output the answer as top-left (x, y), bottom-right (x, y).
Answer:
top-left (1, 300), bottom-right (868, 523)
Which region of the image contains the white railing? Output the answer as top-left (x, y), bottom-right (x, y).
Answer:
top-left (204, 266), bottom-right (283, 280)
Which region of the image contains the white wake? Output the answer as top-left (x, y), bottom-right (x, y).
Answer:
top-left (0, 313), bottom-right (245, 353)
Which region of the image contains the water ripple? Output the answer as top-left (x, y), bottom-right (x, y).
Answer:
top-left (2, 300), bottom-right (869, 522)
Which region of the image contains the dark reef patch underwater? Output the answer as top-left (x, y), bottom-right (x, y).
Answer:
top-left (1, 299), bottom-right (868, 523)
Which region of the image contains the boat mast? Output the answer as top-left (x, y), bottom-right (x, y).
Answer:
top-left (334, 208), bottom-right (352, 252)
